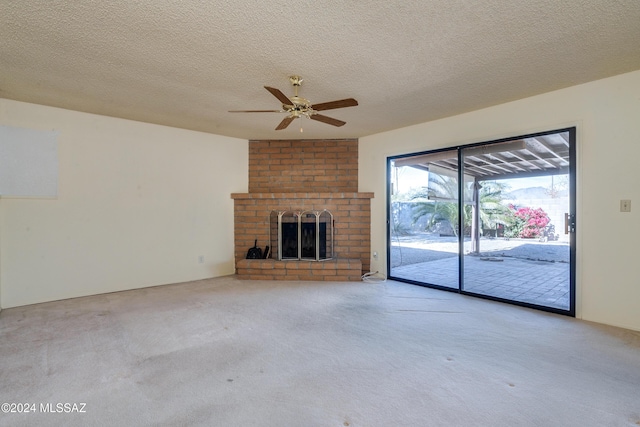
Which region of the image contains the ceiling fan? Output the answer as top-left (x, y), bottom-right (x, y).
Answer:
top-left (229, 75), bottom-right (358, 130)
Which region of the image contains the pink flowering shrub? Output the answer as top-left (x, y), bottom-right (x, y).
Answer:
top-left (507, 206), bottom-right (550, 238)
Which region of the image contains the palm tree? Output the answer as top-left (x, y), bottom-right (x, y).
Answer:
top-left (411, 198), bottom-right (464, 235)
top-left (410, 173), bottom-right (462, 235)
top-left (411, 175), bottom-right (511, 236)
top-left (474, 181), bottom-right (513, 233)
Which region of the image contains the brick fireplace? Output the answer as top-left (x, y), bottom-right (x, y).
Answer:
top-left (232, 139), bottom-right (373, 281)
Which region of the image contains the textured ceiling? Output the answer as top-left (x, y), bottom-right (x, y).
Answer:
top-left (2, 0), bottom-right (640, 140)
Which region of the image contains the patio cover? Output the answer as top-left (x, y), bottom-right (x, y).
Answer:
top-left (394, 133), bottom-right (570, 180)
top-left (393, 131), bottom-right (570, 252)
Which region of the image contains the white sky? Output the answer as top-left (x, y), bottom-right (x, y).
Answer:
top-left (393, 166), bottom-right (564, 194)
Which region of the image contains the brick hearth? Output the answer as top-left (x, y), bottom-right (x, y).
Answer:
top-left (232, 139), bottom-right (373, 281)
top-left (235, 258), bottom-right (363, 281)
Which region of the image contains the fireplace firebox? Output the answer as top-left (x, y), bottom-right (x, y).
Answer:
top-left (269, 210), bottom-right (334, 261)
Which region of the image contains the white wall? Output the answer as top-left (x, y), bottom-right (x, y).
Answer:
top-left (360, 70), bottom-right (640, 332)
top-left (0, 99), bottom-right (248, 308)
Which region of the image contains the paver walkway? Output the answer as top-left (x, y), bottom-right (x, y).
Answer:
top-left (390, 234), bottom-right (570, 311)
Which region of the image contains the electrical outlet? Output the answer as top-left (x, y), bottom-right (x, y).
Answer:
top-left (620, 199), bottom-right (631, 212)
top-left (198, 255), bottom-right (204, 264)
top-left (373, 251), bottom-right (378, 260)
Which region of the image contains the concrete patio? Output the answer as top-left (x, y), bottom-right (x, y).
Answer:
top-left (390, 234), bottom-right (570, 311)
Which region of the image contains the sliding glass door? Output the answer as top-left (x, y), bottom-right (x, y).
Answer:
top-left (387, 128), bottom-right (575, 315)
top-left (389, 149), bottom-right (459, 289)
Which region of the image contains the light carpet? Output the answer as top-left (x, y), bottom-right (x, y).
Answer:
top-left (1, 276), bottom-right (639, 426)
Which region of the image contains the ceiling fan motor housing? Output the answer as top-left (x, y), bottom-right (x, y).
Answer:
top-left (285, 96), bottom-right (313, 116)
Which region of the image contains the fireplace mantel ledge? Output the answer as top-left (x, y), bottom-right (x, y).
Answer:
top-left (231, 192), bottom-right (374, 199)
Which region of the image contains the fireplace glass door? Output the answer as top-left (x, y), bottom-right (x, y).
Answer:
top-left (270, 210), bottom-right (334, 261)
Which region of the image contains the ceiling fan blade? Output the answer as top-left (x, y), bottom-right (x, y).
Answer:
top-left (310, 114), bottom-right (346, 127)
top-left (228, 110), bottom-right (283, 113)
top-left (275, 116), bottom-right (295, 130)
top-left (312, 98), bottom-right (358, 111)
top-left (264, 86), bottom-right (293, 105)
